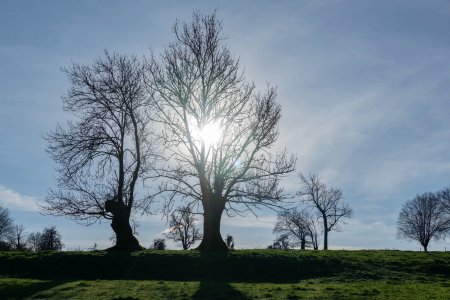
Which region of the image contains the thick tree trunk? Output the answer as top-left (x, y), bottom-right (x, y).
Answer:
top-left (106, 200), bottom-right (142, 251)
top-left (323, 217), bottom-right (328, 250)
top-left (196, 199), bottom-right (228, 252)
top-left (300, 238), bottom-right (306, 250)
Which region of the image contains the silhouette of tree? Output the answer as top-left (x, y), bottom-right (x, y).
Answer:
top-left (437, 187), bottom-right (450, 215)
top-left (8, 224), bottom-right (27, 251)
top-left (271, 234), bottom-right (290, 250)
top-left (397, 192), bottom-right (450, 252)
top-left (0, 207), bottom-right (14, 246)
top-left (152, 238), bottom-right (166, 250)
top-left (146, 11), bottom-right (295, 251)
top-left (164, 205), bottom-right (202, 250)
top-left (27, 232), bottom-right (42, 251)
top-left (297, 174), bottom-right (352, 250)
top-left (27, 226), bottom-right (63, 251)
top-left (274, 208), bottom-right (320, 250)
top-left (44, 52), bottom-right (155, 250)
top-left (225, 234), bottom-right (235, 250)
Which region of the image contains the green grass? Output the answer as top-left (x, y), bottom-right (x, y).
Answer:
top-left (1, 250), bottom-right (449, 299)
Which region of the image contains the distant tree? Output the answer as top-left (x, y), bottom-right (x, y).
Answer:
top-left (274, 208), bottom-right (320, 250)
top-left (297, 174), bottom-right (352, 250)
top-left (397, 192), bottom-right (450, 252)
top-left (8, 224), bottom-right (27, 251)
top-left (152, 238), bottom-right (166, 250)
top-left (164, 206), bottom-right (202, 250)
top-left (437, 187), bottom-right (450, 215)
top-left (38, 226), bottom-right (63, 251)
top-left (146, 11), bottom-right (296, 251)
top-left (88, 243), bottom-right (98, 251)
top-left (0, 241), bottom-right (11, 251)
top-left (44, 52), bottom-right (156, 251)
top-left (270, 234), bottom-right (290, 250)
top-left (27, 232), bottom-right (42, 251)
top-left (225, 234), bottom-right (235, 250)
top-left (0, 207), bottom-right (14, 246)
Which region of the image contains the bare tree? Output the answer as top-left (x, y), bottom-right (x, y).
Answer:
top-left (27, 232), bottom-right (42, 251)
top-left (274, 208), bottom-right (320, 250)
top-left (0, 207), bottom-right (14, 245)
top-left (297, 174), bottom-right (352, 250)
top-left (8, 224), bottom-right (27, 251)
top-left (146, 11), bottom-right (295, 251)
top-left (397, 192), bottom-right (450, 252)
top-left (437, 187), bottom-right (450, 215)
top-left (164, 205), bottom-right (202, 250)
top-left (273, 234), bottom-right (290, 250)
top-left (44, 52), bottom-right (155, 250)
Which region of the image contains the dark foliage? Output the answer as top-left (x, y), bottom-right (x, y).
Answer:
top-left (152, 238), bottom-right (166, 250)
top-left (38, 226), bottom-right (64, 251)
top-left (225, 234), bottom-right (234, 250)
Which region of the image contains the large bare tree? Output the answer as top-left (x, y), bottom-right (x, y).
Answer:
top-left (164, 205), bottom-right (202, 250)
top-left (297, 174), bottom-right (352, 250)
top-left (146, 12), bottom-right (295, 251)
top-left (397, 192), bottom-right (450, 252)
top-left (44, 52), bottom-right (154, 250)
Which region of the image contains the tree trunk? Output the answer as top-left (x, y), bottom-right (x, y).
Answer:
top-left (106, 200), bottom-right (142, 251)
top-left (196, 198), bottom-right (228, 252)
top-left (300, 238), bottom-right (306, 250)
top-left (323, 216), bottom-right (328, 250)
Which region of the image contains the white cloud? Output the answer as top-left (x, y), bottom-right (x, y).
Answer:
top-left (222, 214), bottom-right (276, 229)
top-left (0, 185), bottom-right (39, 211)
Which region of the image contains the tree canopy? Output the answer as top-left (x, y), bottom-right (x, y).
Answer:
top-left (146, 11), bottom-right (295, 251)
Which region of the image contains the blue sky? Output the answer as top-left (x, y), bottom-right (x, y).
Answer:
top-left (1, 0), bottom-right (450, 251)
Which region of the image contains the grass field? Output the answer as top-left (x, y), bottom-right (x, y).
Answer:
top-left (0, 249), bottom-right (449, 299)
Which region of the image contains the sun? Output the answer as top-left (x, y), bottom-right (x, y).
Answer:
top-left (189, 120), bottom-right (222, 149)
top-left (198, 121), bottom-right (222, 148)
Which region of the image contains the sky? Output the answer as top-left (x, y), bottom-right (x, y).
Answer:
top-left (1, 0), bottom-right (450, 251)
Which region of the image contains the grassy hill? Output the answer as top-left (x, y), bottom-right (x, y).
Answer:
top-left (0, 249), bottom-right (449, 299)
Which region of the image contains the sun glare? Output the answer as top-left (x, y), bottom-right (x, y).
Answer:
top-left (191, 121), bottom-right (222, 149)
top-left (199, 121), bottom-right (222, 148)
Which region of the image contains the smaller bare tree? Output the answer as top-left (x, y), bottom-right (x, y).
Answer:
top-left (0, 207), bottom-right (14, 244)
top-left (397, 192), bottom-right (450, 252)
top-left (273, 234), bottom-right (290, 250)
top-left (164, 206), bottom-right (202, 250)
top-left (297, 174), bottom-right (352, 250)
top-left (8, 224), bottom-right (27, 251)
top-left (27, 232), bottom-right (42, 251)
top-left (274, 208), bottom-right (320, 250)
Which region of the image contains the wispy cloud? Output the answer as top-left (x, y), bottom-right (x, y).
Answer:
top-left (0, 185), bottom-right (39, 211)
top-left (222, 214), bottom-right (276, 229)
